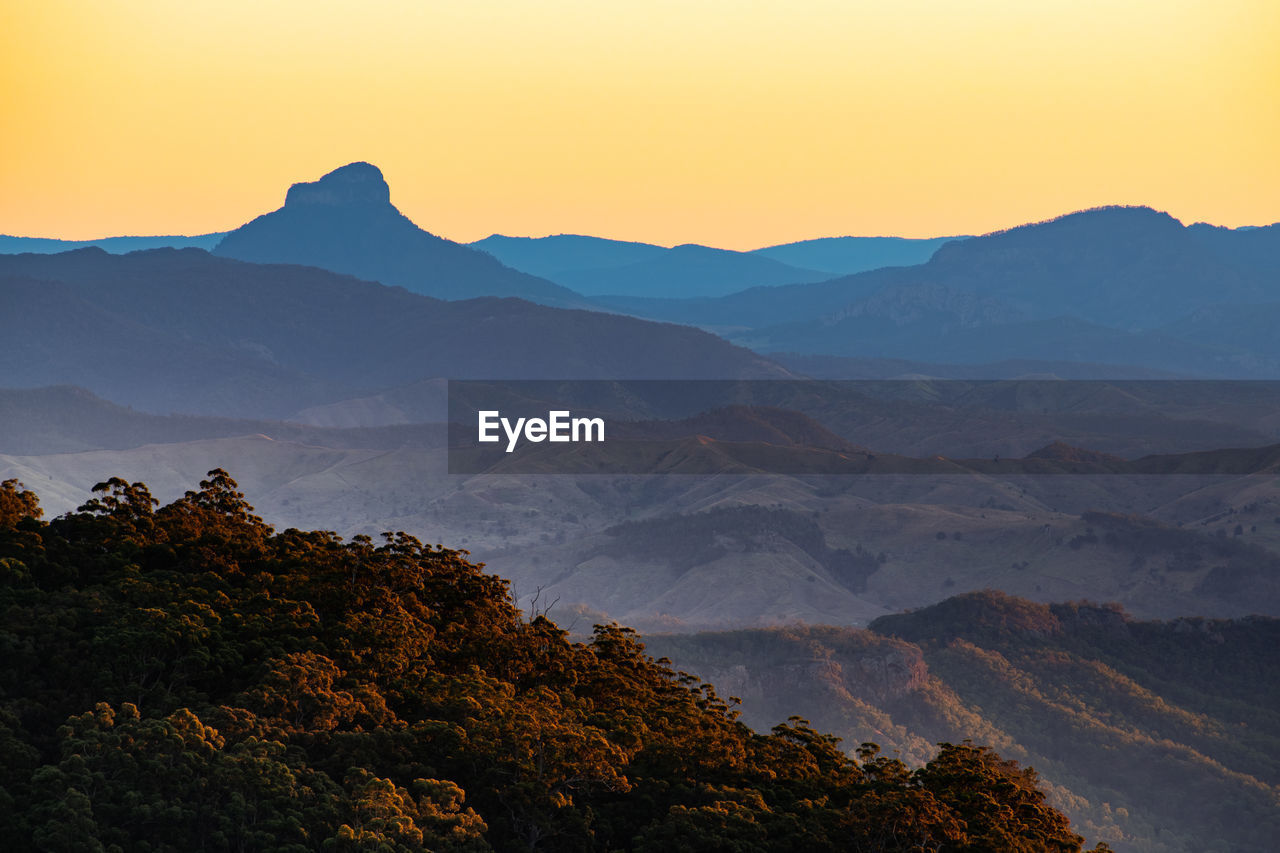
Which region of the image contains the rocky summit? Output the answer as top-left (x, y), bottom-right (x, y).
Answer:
top-left (283, 161), bottom-right (392, 207)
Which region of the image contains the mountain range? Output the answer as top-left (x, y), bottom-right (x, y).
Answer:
top-left (0, 232), bottom-right (226, 253)
top-left (582, 206), bottom-right (1280, 376)
top-left (0, 247), bottom-right (787, 417)
top-left (471, 233), bottom-right (962, 296)
top-left (592, 206), bottom-right (1279, 331)
top-left (7, 164), bottom-right (1280, 380)
top-left (0, 223), bottom-right (957, 302)
top-left (473, 235), bottom-right (833, 298)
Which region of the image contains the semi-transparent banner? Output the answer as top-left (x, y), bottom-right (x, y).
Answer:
top-left (445, 379), bottom-right (1280, 475)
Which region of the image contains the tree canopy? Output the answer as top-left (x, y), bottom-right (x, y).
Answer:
top-left (0, 472), bottom-right (1103, 851)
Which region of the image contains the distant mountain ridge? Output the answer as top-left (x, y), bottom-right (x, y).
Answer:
top-left (591, 206), bottom-right (1280, 376)
top-left (0, 233), bottom-right (227, 254)
top-left (470, 234), bottom-right (668, 281)
top-left (750, 234), bottom-right (964, 274)
top-left (0, 248), bottom-right (790, 417)
top-left (600, 206), bottom-right (1280, 328)
top-left (551, 243), bottom-right (834, 299)
top-left (473, 234), bottom-right (832, 298)
top-left (916, 206), bottom-right (1272, 327)
top-left (1185, 220), bottom-right (1280, 277)
top-left (8, 175), bottom-right (1280, 377)
top-left (472, 233), bottom-right (968, 299)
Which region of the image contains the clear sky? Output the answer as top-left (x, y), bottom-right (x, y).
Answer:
top-left (2, 0), bottom-right (1276, 249)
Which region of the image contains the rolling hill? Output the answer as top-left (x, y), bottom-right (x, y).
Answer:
top-left (750, 234), bottom-right (964, 274)
top-left (470, 233), bottom-right (669, 281)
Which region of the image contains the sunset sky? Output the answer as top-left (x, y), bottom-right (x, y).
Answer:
top-left (2, 0), bottom-right (1276, 249)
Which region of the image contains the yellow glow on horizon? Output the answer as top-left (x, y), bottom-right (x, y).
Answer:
top-left (2, 0), bottom-right (1276, 249)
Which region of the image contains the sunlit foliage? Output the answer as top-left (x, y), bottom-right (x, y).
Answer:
top-left (0, 472), bottom-right (1100, 851)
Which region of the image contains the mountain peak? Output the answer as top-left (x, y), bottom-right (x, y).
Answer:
top-left (284, 162), bottom-right (390, 208)
top-left (984, 205), bottom-right (1185, 242)
top-left (213, 163), bottom-right (588, 304)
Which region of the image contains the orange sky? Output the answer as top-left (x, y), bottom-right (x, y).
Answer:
top-left (2, 0), bottom-right (1277, 249)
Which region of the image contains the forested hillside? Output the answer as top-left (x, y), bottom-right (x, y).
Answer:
top-left (0, 475), bottom-right (1103, 852)
top-left (649, 592), bottom-right (1280, 852)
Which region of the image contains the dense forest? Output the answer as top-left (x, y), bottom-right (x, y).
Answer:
top-left (0, 473), bottom-right (1105, 851)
